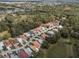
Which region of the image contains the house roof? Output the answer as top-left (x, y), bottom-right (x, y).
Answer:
top-left (40, 33), bottom-right (48, 39)
top-left (17, 49), bottom-right (29, 58)
top-left (23, 33), bottom-right (30, 37)
top-left (33, 27), bottom-right (40, 32)
top-left (37, 39), bottom-right (43, 44)
top-left (8, 39), bottom-right (16, 45)
top-left (24, 47), bottom-right (32, 56)
top-left (47, 31), bottom-right (55, 35)
top-left (32, 41), bottom-right (41, 49)
top-left (7, 51), bottom-right (18, 58)
top-left (31, 26), bottom-right (45, 34)
top-left (16, 38), bottom-right (23, 44)
top-left (2, 53), bottom-right (9, 58)
top-left (0, 46), bottom-right (3, 50)
top-left (26, 48), bottom-right (32, 53)
top-left (10, 53), bottom-right (18, 58)
top-left (29, 45), bottom-right (39, 52)
top-left (19, 35), bottom-right (27, 40)
top-left (0, 42), bottom-right (4, 46)
top-left (32, 26), bottom-right (41, 31)
top-left (7, 46), bottom-right (11, 50)
top-left (3, 40), bottom-right (12, 47)
top-left (53, 29), bottom-right (58, 32)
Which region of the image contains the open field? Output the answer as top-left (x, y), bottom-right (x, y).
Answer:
top-left (36, 38), bottom-right (77, 58)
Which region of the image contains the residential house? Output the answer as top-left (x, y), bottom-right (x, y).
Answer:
top-left (29, 44), bottom-right (39, 52)
top-left (28, 31), bottom-right (35, 37)
top-left (18, 35), bottom-right (28, 45)
top-left (3, 40), bottom-right (12, 50)
top-left (32, 37), bottom-right (43, 44)
top-left (23, 33), bottom-right (30, 41)
top-left (19, 35), bottom-right (28, 42)
top-left (32, 40), bottom-right (41, 49)
top-left (40, 27), bottom-right (48, 32)
top-left (8, 51), bottom-right (19, 58)
top-left (16, 36), bottom-right (27, 46)
top-left (42, 23), bottom-right (54, 30)
top-left (13, 38), bottom-right (22, 48)
top-left (17, 49), bottom-right (29, 58)
top-left (0, 42), bottom-right (4, 51)
top-left (2, 53), bottom-right (9, 58)
top-left (23, 31), bottom-right (34, 37)
top-left (40, 33), bottom-right (49, 40)
top-left (31, 26), bottom-right (44, 36)
top-left (37, 39), bottom-right (43, 44)
top-left (24, 47), bottom-right (33, 57)
top-left (52, 28), bottom-right (59, 32)
top-left (46, 30), bottom-right (55, 35)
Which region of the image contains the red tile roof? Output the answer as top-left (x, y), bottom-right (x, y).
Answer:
top-left (40, 33), bottom-right (48, 39)
top-left (29, 45), bottom-right (39, 52)
top-left (19, 35), bottom-right (27, 40)
top-left (17, 49), bottom-right (29, 58)
top-left (32, 41), bottom-right (41, 49)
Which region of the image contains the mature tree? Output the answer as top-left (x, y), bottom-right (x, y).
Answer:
top-left (0, 31), bottom-right (11, 41)
top-left (41, 41), bottom-right (49, 49)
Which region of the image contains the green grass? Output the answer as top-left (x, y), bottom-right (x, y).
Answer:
top-left (46, 43), bottom-right (67, 58)
top-left (36, 42), bottom-right (67, 58)
top-left (36, 38), bottom-right (76, 58)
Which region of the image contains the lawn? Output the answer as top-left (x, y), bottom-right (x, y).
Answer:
top-left (46, 42), bottom-right (67, 58)
top-left (36, 38), bottom-right (76, 58)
